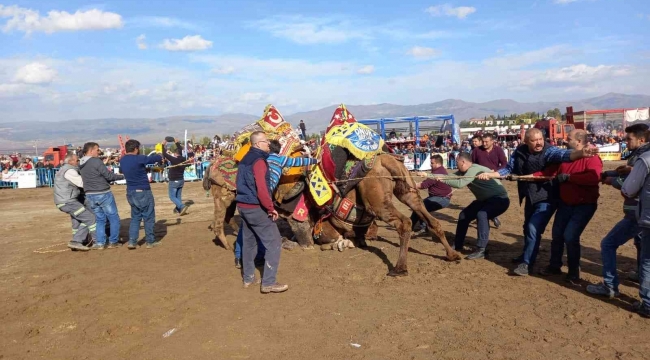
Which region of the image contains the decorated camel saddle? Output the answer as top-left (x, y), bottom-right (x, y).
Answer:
top-left (307, 104), bottom-right (385, 207)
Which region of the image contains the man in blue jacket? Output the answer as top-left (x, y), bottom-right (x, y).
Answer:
top-left (119, 139), bottom-right (164, 249)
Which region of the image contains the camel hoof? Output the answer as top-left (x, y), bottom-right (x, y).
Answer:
top-left (300, 245), bottom-right (314, 251)
top-left (320, 244), bottom-right (334, 251)
top-left (387, 269), bottom-right (408, 277)
top-left (446, 251), bottom-right (462, 261)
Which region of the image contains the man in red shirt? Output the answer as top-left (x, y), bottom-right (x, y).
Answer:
top-left (536, 129), bottom-right (602, 282)
top-left (411, 154), bottom-right (452, 233)
top-left (471, 133), bottom-right (508, 228)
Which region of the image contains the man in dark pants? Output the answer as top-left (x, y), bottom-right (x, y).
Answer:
top-left (236, 131), bottom-right (287, 294)
top-left (535, 130), bottom-right (602, 282)
top-left (410, 154), bottom-right (452, 233)
top-left (472, 133), bottom-right (508, 228)
top-left (299, 120), bottom-right (307, 140)
top-left (419, 152), bottom-right (510, 260)
top-left (162, 138), bottom-right (193, 216)
top-left (119, 139), bottom-right (164, 249)
top-left (53, 153), bottom-right (96, 251)
top-left (479, 128), bottom-right (598, 275)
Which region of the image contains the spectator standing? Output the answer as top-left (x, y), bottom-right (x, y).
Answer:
top-left (53, 153), bottom-right (96, 251)
top-left (119, 139), bottom-right (164, 249)
top-left (299, 120), bottom-right (307, 140)
top-left (79, 142), bottom-right (125, 249)
top-left (235, 131), bottom-right (288, 293)
top-left (162, 139), bottom-right (193, 216)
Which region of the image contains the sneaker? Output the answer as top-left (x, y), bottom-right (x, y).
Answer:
top-left (492, 217), bottom-right (501, 229)
top-left (67, 242), bottom-right (90, 251)
top-left (172, 208), bottom-right (179, 215)
top-left (127, 242), bottom-right (138, 250)
top-left (466, 248), bottom-right (486, 260)
top-left (628, 271), bottom-right (639, 283)
top-left (243, 277), bottom-right (260, 289)
top-left (586, 282), bottom-right (619, 299)
top-left (565, 273), bottom-right (580, 284)
top-left (632, 301), bottom-right (650, 318)
top-left (539, 266), bottom-right (563, 276)
top-left (90, 243), bottom-right (105, 250)
top-left (180, 206), bottom-right (190, 216)
top-left (107, 242), bottom-right (123, 249)
top-left (234, 258), bottom-right (242, 269)
top-left (513, 263), bottom-right (529, 276)
top-left (261, 283), bottom-right (289, 293)
top-left (146, 242), bottom-right (161, 249)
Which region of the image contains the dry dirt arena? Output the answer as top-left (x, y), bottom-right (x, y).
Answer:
top-left (1, 160), bottom-right (648, 360)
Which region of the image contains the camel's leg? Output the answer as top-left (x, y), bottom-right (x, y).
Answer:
top-left (396, 190), bottom-right (461, 261)
top-left (287, 217), bottom-right (314, 248)
top-left (371, 199), bottom-right (413, 276)
top-left (211, 188), bottom-right (232, 250)
top-left (353, 226), bottom-right (369, 248)
top-left (224, 198), bottom-right (239, 234)
top-left (366, 221), bottom-right (378, 241)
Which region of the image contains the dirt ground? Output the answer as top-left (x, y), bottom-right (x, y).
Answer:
top-left (1, 160), bottom-right (648, 360)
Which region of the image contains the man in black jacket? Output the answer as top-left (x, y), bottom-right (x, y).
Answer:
top-left (162, 139), bottom-right (193, 215)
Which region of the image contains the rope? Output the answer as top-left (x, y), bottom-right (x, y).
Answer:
top-left (329, 174), bottom-right (556, 183)
top-left (33, 243), bottom-right (69, 254)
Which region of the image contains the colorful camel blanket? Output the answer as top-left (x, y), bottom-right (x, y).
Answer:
top-left (231, 104), bottom-right (301, 157)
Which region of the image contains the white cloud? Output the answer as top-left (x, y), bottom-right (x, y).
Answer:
top-left (128, 16), bottom-right (198, 30)
top-left (528, 64), bottom-right (631, 85)
top-left (425, 4), bottom-right (476, 19)
top-left (0, 5), bottom-right (123, 34)
top-left (14, 62), bottom-right (57, 84)
top-left (136, 34), bottom-right (147, 50)
top-left (406, 46), bottom-right (440, 59)
top-left (212, 66), bottom-right (236, 75)
top-left (251, 15), bottom-right (370, 45)
top-left (357, 65), bottom-right (375, 74)
top-left (160, 35), bottom-right (212, 51)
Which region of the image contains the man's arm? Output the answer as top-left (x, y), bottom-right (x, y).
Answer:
top-left (496, 155), bottom-right (515, 177)
top-left (622, 158), bottom-right (648, 199)
top-left (143, 154), bottom-right (163, 165)
top-left (545, 146), bottom-right (598, 163)
top-left (497, 147), bottom-right (508, 170)
top-left (64, 170), bottom-right (83, 188)
top-left (438, 168), bottom-right (477, 189)
top-left (252, 160), bottom-right (274, 212)
top-left (97, 160), bottom-right (124, 182)
top-left (280, 155), bottom-right (318, 168)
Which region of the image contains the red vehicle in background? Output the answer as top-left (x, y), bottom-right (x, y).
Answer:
top-left (42, 145), bottom-right (68, 166)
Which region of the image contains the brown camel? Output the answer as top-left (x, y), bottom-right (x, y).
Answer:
top-left (205, 160), bottom-right (238, 250)
top-left (312, 154), bottom-right (461, 276)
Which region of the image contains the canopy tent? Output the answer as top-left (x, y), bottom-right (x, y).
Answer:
top-left (357, 114), bottom-right (459, 144)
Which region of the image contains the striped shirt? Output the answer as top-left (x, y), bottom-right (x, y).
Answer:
top-left (267, 154), bottom-right (318, 191)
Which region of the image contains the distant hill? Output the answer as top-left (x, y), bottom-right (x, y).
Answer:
top-left (1, 93), bottom-right (648, 152)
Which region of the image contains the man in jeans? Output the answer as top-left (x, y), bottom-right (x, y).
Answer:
top-left (162, 138), bottom-right (192, 216)
top-left (80, 142), bottom-right (125, 249)
top-left (410, 154), bottom-right (452, 234)
top-left (621, 147), bottom-right (650, 318)
top-left (53, 153), bottom-right (96, 251)
top-left (536, 130), bottom-right (602, 282)
top-left (418, 152), bottom-right (510, 260)
top-left (119, 139), bottom-right (164, 249)
top-left (587, 124), bottom-right (649, 297)
top-left (478, 128), bottom-right (598, 275)
top-left (236, 131), bottom-right (287, 293)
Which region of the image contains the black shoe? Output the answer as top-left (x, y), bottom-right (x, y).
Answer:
top-left (632, 301), bottom-right (650, 318)
top-left (539, 266), bottom-right (563, 276)
top-left (234, 258), bottom-right (242, 269)
top-left (511, 255), bottom-right (524, 264)
top-left (492, 217), bottom-right (501, 229)
top-left (513, 263), bottom-right (529, 276)
top-left (466, 248), bottom-right (486, 260)
top-left (565, 273), bottom-right (580, 284)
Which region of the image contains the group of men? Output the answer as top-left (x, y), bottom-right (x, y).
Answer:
top-left (53, 138), bottom-right (191, 251)
top-left (417, 125), bottom-right (650, 318)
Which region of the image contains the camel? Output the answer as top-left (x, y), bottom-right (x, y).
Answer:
top-left (307, 153), bottom-right (461, 276)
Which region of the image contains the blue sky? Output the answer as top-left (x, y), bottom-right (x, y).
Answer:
top-left (0, 0), bottom-right (648, 121)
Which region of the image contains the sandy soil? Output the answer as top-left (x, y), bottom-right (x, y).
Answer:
top-left (1, 160), bottom-right (648, 360)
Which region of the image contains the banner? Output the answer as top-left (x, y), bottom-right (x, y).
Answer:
top-left (597, 143), bottom-right (620, 153)
top-left (419, 154), bottom-right (432, 171)
top-left (625, 108), bottom-right (650, 123)
top-left (404, 154), bottom-right (415, 170)
top-left (184, 164), bottom-right (199, 181)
